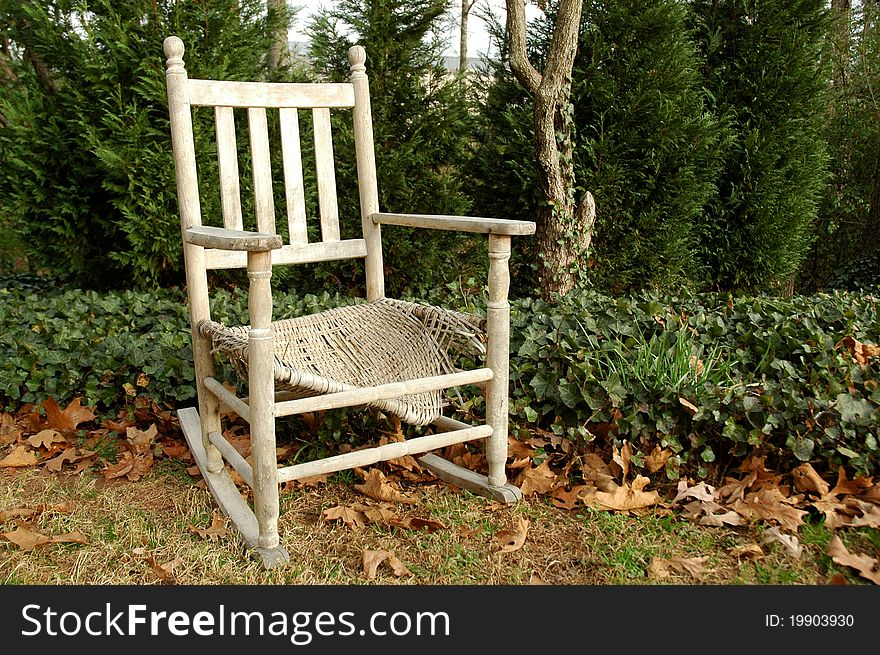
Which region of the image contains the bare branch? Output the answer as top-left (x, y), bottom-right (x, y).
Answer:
top-left (506, 0), bottom-right (541, 94)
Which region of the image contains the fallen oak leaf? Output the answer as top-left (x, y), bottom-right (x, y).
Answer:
top-left (698, 510), bottom-right (745, 527)
top-left (322, 505), bottom-right (367, 528)
top-left (42, 397), bottom-right (96, 434)
top-left (361, 549), bottom-right (412, 580)
top-left (0, 413), bottom-right (21, 445)
top-left (514, 460), bottom-right (559, 496)
top-left (1, 526), bottom-right (88, 552)
top-left (0, 445), bottom-right (39, 468)
top-left (354, 468), bottom-right (418, 505)
top-left (644, 445), bottom-right (674, 473)
top-left (791, 462), bottom-right (830, 497)
top-left (551, 484), bottom-right (593, 510)
top-left (729, 543), bottom-right (764, 559)
top-left (0, 507), bottom-right (41, 523)
top-left (672, 480), bottom-right (717, 505)
top-left (733, 487), bottom-right (808, 532)
top-left (583, 475), bottom-right (662, 513)
top-left (26, 429), bottom-right (67, 450)
top-left (188, 512), bottom-right (230, 541)
top-left (648, 555), bottom-right (713, 580)
top-left (828, 535), bottom-right (880, 584)
top-left (761, 526), bottom-right (803, 559)
top-left (393, 516), bottom-right (447, 532)
top-left (493, 516), bottom-right (530, 554)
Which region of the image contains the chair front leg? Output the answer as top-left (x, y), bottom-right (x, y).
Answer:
top-left (485, 234), bottom-right (511, 488)
top-left (247, 250), bottom-right (280, 549)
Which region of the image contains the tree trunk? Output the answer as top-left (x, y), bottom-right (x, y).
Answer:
top-left (506, 0), bottom-right (593, 299)
top-left (460, 0), bottom-right (475, 71)
top-left (267, 0), bottom-right (288, 71)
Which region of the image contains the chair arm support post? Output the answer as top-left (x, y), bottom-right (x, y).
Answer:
top-left (486, 234), bottom-right (512, 487)
top-left (246, 250), bottom-right (280, 549)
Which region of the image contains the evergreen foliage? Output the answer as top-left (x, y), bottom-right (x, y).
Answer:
top-left (690, 0), bottom-right (832, 292)
top-left (0, 0), bottom-right (287, 288)
top-left (468, 0), bottom-right (720, 294)
top-left (804, 3), bottom-right (880, 291)
top-left (305, 0), bottom-right (481, 296)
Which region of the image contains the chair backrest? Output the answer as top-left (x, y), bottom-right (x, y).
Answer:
top-left (163, 36), bottom-right (385, 303)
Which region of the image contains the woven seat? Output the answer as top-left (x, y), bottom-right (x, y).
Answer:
top-left (201, 299), bottom-right (485, 426)
top-left (163, 35), bottom-right (535, 568)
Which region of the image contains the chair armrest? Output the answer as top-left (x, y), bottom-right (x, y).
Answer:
top-left (371, 212), bottom-right (536, 236)
top-left (185, 225), bottom-right (283, 251)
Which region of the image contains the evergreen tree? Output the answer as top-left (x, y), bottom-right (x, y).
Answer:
top-left (804, 1), bottom-right (880, 291)
top-left (306, 0), bottom-right (479, 297)
top-left (0, 0), bottom-right (287, 287)
top-left (690, 0), bottom-right (832, 292)
top-left (468, 0), bottom-right (720, 294)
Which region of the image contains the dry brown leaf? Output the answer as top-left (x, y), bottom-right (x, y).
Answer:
top-left (507, 435), bottom-right (536, 460)
top-left (847, 500), bottom-right (880, 529)
top-left (395, 516), bottom-right (446, 532)
top-left (528, 573), bottom-right (548, 585)
top-left (791, 463), bottom-right (830, 497)
top-left (698, 510), bottom-right (745, 527)
top-left (644, 445), bottom-right (673, 473)
top-left (729, 543), bottom-right (764, 559)
top-left (26, 429), bottom-right (67, 450)
top-left (0, 445), bottom-right (39, 468)
top-left (515, 460), bottom-right (558, 496)
top-left (42, 397), bottom-right (96, 433)
top-left (648, 555), bottom-right (713, 580)
top-left (189, 512), bottom-right (230, 541)
top-left (761, 526), bottom-right (803, 558)
top-left (0, 507), bottom-right (40, 523)
top-left (44, 447), bottom-right (90, 473)
top-left (580, 453), bottom-right (618, 492)
top-left (829, 467), bottom-right (874, 497)
top-left (551, 484), bottom-right (592, 510)
top-left (734, 487), bottom-right (808, 532)
top-left (828, 535), bottom-right (880, 584)
top-left (358, 503), bottom-right (399, 525)
top-left (322, 505), bottom-right (367, 528)
top-left (678, 397), bottom-right (699, 416)
top-left (0, 526), bottom-right (88, 552)
top-left (0, 413), bottom-right (21, 445)
top-left (612, 441), bottom-right (633, 481)
top-left (672, 480), bottom-right (716, 505)
top-left (354, 468), bottom-right (418, 505)
top-left (102, 450), bottom-right (135, 480)
top-left (143, 555), bottom-right (182, 583)
top-left (493, 517), bottom-right (530, 554)
top-left (126, 424), bottom-right (158, 455)
top-left (361, 550), bottom-right (412, 579)
top-left (838, 335), bottom-right (880, 366)
top-left (583, 475), bottom-right (662, 512)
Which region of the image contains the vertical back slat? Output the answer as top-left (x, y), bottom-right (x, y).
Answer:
top-left (215, 106), bottom-right (244, 231)
top-left (247, 107), bottom-right (275, 234)
top-left (312, 107), bottom-right (340, 242)
top-left (279, 108), bottom-right (308, 245)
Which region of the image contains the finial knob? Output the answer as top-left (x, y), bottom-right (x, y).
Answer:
top-left (164, 36), bottom-right (185, 69)
top-left (348, 45), bottom-right (366, 73)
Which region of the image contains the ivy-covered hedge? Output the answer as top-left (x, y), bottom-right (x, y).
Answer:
top-left (507, 290), bottom-right (879, 477)
top-left (0, 276), bottom-right (877, 476)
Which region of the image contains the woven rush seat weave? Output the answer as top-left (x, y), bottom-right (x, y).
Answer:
top-left (199, 298), bottom-right (486, 426)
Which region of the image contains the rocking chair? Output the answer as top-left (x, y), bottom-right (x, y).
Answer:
top-left (163, 36), bottom-right (535, 567)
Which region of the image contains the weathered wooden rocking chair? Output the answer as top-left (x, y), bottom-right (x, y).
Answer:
top-left (163, 36), bottom-right (535, 567)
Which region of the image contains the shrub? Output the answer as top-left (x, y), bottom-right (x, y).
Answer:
top-left (1, 277), bottom-right (876, 477)
top-left (0, 0), bottom-right (287, 288)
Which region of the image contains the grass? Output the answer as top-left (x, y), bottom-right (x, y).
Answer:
top-left (1, 466), bottom-right (875, 586)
